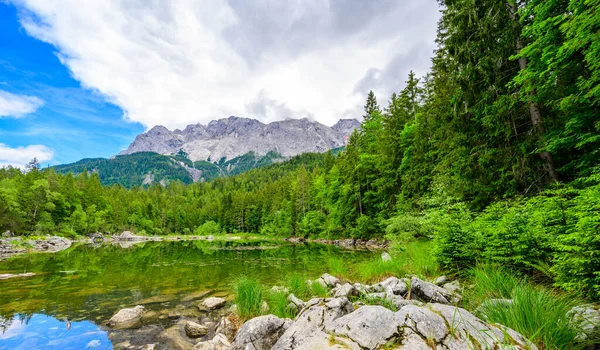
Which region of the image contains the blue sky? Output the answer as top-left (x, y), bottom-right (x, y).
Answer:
top-left (0, 0), bottom-right (439, 168)
top-left (0, 3), bottom-right (143, 167)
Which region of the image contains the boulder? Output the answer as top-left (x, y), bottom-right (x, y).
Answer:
top-left (427, 303), bottom-right (538, 349)
top-left (410, 277), bottom-right (460, 304)
top-left (201, 297), bottom-right (227, 310)
top-left (184, 321), bottom-right (208, 338)
top-left (108, 305), bottom-right (146, 328)
top-left (317, 273), bottom-right (341, 288)
top-left (117, 231), bottom-right (136, 241)
top-left (325, 305), bottom-right (399, 349)
top-left (230, 315), bottom-right (291, 350)
top-left (568, 304), bottom-right (600, 341)
top-left (433, 275), bottom-right (449, 286)
top-left (395, 305), bottom-right (448, 343)
top-left (330, 283), bottom-right (358, 298)
top-left (378, 276), bottom-right (408, 296)
top-left (272, 297), bottom-right (354, 349)
top-left (442, 280), bottom-right (462, 293)
top-left (381, 252), bottom-right (392, 262)
top-left (2, 230), bottom-right (13, 238)
top-left (192, 333), bottom-right (231, 350)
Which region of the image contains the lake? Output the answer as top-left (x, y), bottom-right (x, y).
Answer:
top-left (0, 240), bottom-right (378, 349)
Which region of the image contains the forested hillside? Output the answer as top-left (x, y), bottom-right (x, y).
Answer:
top-left (1, 0), bottom-right (599, 299)
top-left (53, 150), bottom-right (287, 187)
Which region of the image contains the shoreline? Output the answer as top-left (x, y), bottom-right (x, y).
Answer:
top-left (0, 232), bottom-right (387, 261)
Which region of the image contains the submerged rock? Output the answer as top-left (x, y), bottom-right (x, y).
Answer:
top-left (158, 320), bottom-right (196, 350)
top-left (108, 305), bottom-right (146, 328)
top-left (201, 297), bottom-right (227, 310)
top-left (230, 315), bottom-right (291, 350)
top-left (192, 333), bottom-right (230, 350)
top-left (184, 321), bottom-right (208, 338)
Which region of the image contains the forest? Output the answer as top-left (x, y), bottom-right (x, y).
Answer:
top-left (1, 0), bottom-right (599, 301)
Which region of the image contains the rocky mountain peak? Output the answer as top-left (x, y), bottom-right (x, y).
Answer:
top-left (119, 116), bottom-right (360, 162)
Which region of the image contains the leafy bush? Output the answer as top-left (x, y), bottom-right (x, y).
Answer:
top-left (298, 210), bottom-right (326, 236)
top-left (385, 213), bottom-right (432, 250)
top-left (194, 221), bottom-right (223, 236)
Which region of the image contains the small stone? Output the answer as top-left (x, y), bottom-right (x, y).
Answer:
top-left (433, 275), bottom-right (449, 285)
top-left (184, 321), bottom-right (208, 338)
top-left (108, 305), bottom-right (146, 328)
top-left (442, 280), bottom-right (462, 293)
top-left (201, 297), bottom-right (227, 310)
top-left (381, 252), bottom-right (392, 262)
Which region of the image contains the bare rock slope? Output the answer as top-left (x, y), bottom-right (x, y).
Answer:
top-left (120, 117), bottom-right (360, 162)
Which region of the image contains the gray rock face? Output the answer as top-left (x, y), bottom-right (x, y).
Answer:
top-left (108, 305), bottom-right (146, 328)
top-left (326, 306), bottom-right (399, 349)
top-left (119, 116), bottom-right (360, 162)
top-left (411, 277), bottom-right (460, 304)
top-left (272, 297), bottom-right (354, 349)
top-left (230, 315), bottom-right (291, 350)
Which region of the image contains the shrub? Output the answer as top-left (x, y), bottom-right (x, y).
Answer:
top-left (194, 220), bottom-right (223, 236)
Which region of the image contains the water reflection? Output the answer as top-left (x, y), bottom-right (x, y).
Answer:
top-left (0, 314), bottom-right (111, 350)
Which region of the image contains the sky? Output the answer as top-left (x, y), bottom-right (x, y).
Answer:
top-left (0, 0), bottom-right (440, 167)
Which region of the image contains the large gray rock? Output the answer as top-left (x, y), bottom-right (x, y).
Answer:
top-left (395, 305), bottom-right (447, 343)
top-left (272, 297), bottom-right (354, 349)
top-left (287, 293), bottom-right (304, 311)
top-left (325, 306), bottom-right (399, 349)
top-left (568, 304), bottom-right (600, 341)
top-left (427, 303), bottom-right (538, 349)
top-left (108, 305), bottom-right (146, 328)
top-left (411, 277), bottom-right (460, 304)
top-left (230, 315), bottom-right (291, 350)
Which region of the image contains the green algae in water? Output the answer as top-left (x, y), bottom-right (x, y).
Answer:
top-left (0, 240), bottom-right (376, 323)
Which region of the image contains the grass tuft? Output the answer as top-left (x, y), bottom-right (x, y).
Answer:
top-left (233, 275), bottom-right (264, 320)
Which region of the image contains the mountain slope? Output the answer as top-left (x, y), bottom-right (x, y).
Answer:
top-left (53, 151), bottom-right (289, 188)
top-left (119, 116), bottom-right (359, 161)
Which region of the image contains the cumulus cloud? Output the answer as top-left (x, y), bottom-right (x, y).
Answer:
top-left (0, 89), bottom-right (43, 117)
top-left (12, 0), bottom-right (439, 129)
top-left (0, 143), bottom-right (54, 168)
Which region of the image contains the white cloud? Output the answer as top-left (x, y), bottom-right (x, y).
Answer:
top-left (0, 89), bottom-right (44, 118)
top-left (12, 0), bottom-right (440, 129)
top-left (0, 143), bottom-right (54, 168)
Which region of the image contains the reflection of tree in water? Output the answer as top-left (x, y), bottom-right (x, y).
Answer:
top-left (0, 315), bottom-right (13, 333)
top-left (0, 241), bottom-right (376, 324)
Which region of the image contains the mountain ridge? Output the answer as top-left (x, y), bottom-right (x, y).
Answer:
top-left (119, 116), bottom-right (359, 162)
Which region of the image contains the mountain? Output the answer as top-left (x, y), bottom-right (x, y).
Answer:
top-left (119, 116), bottom-right (360, 162)
top-left (53, 151), bottom-right (288, 188)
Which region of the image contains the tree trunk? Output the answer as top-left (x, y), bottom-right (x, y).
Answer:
top-left (509, 1), bottom-right (559, 182)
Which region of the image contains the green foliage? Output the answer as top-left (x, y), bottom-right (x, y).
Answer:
top-left (194, 221), bottom-right (223, 236)
top-left (233, 276), bottom-right (264, 320)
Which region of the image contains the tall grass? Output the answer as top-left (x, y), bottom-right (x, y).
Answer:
top-left (233, 275), bottom-right (264, 320)
top-left (468, 265), bottom-right (587, 349)
top-left (354, 240), bottom-right (440, 283)
top-left (463, 264), bottom-right (522, 309)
